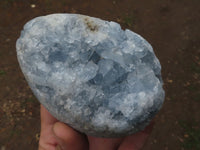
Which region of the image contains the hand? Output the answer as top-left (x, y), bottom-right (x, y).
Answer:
top-left (39, 105), bottom-right (153, 150)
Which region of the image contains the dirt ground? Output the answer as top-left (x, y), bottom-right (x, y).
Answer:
top-left (0, 0), bottom-right (200, 150)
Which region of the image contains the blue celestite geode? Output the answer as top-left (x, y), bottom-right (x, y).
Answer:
top-left (16, 14), bottom-right (165, 137)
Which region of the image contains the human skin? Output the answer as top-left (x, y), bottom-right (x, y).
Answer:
top-left (39, 105), bottom-right (154, 150)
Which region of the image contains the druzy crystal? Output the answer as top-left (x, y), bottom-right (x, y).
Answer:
top-left (16, 14), bottom-right (165, 137)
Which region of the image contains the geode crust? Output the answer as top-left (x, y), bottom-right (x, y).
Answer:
top-left (16, 14), bottom-right (165, 137)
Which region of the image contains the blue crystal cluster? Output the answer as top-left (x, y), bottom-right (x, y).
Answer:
top-left (16, 14), bottom-right (165, 137)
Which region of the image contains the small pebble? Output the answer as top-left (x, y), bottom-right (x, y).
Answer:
top-left (30, 4), bottom-right (36, 8)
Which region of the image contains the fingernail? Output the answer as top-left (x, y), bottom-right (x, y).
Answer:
top-left (55, 145), bottom-right (62, 150)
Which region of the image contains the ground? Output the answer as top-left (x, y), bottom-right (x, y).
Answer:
top-left (0, 0), bottom-right (200, 150)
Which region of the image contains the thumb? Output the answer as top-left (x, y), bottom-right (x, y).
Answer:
top-left (53, 122), bottom-right (88, 150)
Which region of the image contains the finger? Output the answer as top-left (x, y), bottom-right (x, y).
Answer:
top-left (41, 105), bottom-right (57, 129)
top-left (118, 122), bottom-right (154, 150)
top-left (39, 105), bottom-right (58, 150)
top-left (38, 144), bottom-right (55, 150)
top-left (88, 136), bottom-right (123, 150)
top-left (53, 122), bottom-right (88, 150)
